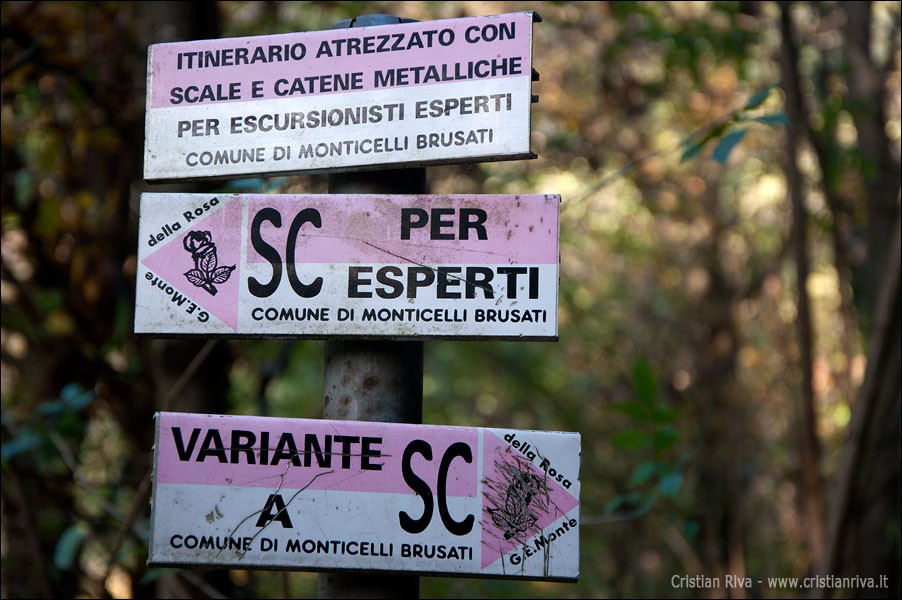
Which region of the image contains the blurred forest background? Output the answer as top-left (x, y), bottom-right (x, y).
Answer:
top-left (1, 1), bottom-right (900, 598)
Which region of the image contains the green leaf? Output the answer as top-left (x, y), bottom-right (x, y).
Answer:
top-left (743, 86), bottom-right (773, 110)
top-left (54, 523), bottom-right (88, 570)
top-left (660, 472), bottom-right (684, 497)
top-left (612, 400), bottom-right (651, 422)
top-left (632, 355), bottom-right (658, 406)
top-left (680, 141), bottom-right (703, 163)
top-left (650, 404), bottom-right (677, 424)
top-left (140, 568), bottom-right (169, 585)
top-left (752, 112), bottom-right (792, 127)
top-left (654, 426), bottom-right (679, 451)
top-left (701, 122), bottom-right (728, 145)
top-left (712, 128), bottom-right (748, 165)
top-left (14, 170), bottom-right (33, 208)
top-left (635, 488), bottom-right (661, 515)
top-left (603, 496), bottom-right (625, 515)
top-left (628, 461), bottom-right (657, 488)
top-left (613, 428), bottom-right (653, 452)
top-left (60, 383), bottom-right (93, 411)
top-left (1, 428), bottom-right (42, 462)
top-left (683, 520), bottom-right (700, 541)
top-left (38, 400), bottom-right (66, 417)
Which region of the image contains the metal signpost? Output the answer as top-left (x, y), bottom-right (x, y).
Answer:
top-left (138, 11), bottom-right (577, 599)
top-left (148, 412), bottom-right (580, 580)
top-left (321, 128), bottom-right (429, 595)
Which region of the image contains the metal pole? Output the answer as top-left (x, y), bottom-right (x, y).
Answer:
top-left (318, 15), bottom-right (425, 600)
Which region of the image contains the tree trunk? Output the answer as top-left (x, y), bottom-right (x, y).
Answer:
top-left (778, 1), bottom-right (828, 572)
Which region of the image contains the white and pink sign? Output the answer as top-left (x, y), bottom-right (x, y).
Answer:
top-left (134, 192), bottom-right (559, 339)
top-left (144, 12), bottom-right (538, 181)
top-left (149, 412), bottom-right (580, 580)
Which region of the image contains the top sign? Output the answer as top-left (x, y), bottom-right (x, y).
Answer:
top-left (144, 12), bottom-right (539, 182)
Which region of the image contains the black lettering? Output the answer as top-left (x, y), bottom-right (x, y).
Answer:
top-left (270, 432), bottom-right (302, 466)
top-left (196, 429), bottom-right (227, 463)
top-left (459, 208), bottom-right (488, 240)
top-left (376, 266), bottom-right (404, 299)
top-left (437, 267), bottom-right (462, 299)
top-left (399, 440), bottom-right (434, 534)
top-left (230, 430), bottom-right (256, 464)
top-left (248, 208), bottom-right (282, 297)
top-left (255, 493), bottom-right (294, 528)
top-left (438, 442), bottom-right (475, 535)
top-left (333, 435), bottom-right (360, 469)
top-left (172, 427), bottom-right (201, 461)
top-left (401, 208), bottom-right (428, 239)
top-left (465, 267), bottom-right (494, 298)
top-left (286, 208), bottom-right (323, 298)
top-left (430, 208), bottom-right (455, 240)
top-left (361, 437), bottom-right (383, 471)
top-left (304, 434), bottom-right (332, 468)
top-left (498, 267), bottom-right (528, 298)
top-left (407, 267), bottom-right (435, 299)
top-left (348, 266), bottom-right (373, 298)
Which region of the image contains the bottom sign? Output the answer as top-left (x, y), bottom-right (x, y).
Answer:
top-left (149, 412), bottom-right (580, 581)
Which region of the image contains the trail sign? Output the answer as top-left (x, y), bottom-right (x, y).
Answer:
top-left (143, 12), bottom-right (539, 182)
top-left (149, 412), bottom-right (580, 580)
top-left (134, 192), bottom-right (559, 339)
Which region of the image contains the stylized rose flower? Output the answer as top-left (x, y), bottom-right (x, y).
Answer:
top-left (183, 230), bottom-right (215, 259)
top-left (183, 231), bottom-right (234, 296)
top-left (484, 459), bottom-right (550, 544)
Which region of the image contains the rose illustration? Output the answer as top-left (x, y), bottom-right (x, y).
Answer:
top-left (183, 230), bottom-right (235, 295)
top-left (183, 230), bottom-right (215, 259)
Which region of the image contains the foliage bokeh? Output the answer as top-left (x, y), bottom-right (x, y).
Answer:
top-left (2, 1), bottom-right (899, 598)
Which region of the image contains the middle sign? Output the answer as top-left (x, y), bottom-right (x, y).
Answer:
top-left (135, 193), bottom-right (559, 339)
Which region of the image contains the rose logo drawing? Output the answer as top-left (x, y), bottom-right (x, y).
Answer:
top-left (183, 231), bottom-right (235, 296)
top-left (485, 460), bottom-right (549, 542)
